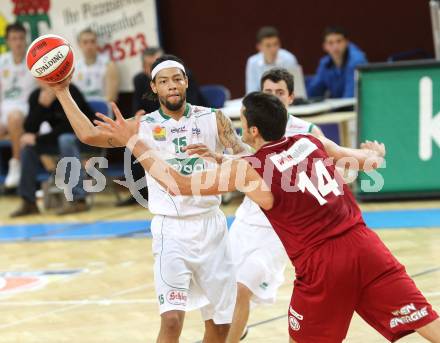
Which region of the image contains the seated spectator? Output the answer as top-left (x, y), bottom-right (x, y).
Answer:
top-left (73, 28), bottom-right (119, 102)
top-left (0, 23), bottom-right (38, 188)
top-left (132, 47), bottom-right (207, 114)
top-left (245, 26), bottom-right (298, 94)
top-left (10, 82), bottom-right (95, 217)
top-left (307, 26), bottom-right (367, 98)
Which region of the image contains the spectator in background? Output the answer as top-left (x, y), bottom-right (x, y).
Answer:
top-left (132, 47), bottom-right (207, 114)
top-left (132, 47), bottom-right (163, 113)
top-left (307, 26), bottom-right (367, 98)
top-left (73, 28), bottom-right (119, 102)
top-left (10, 82), bottom-right (95, 217)
top-left (0, 23), bottom-right (38, 188)
top-left (245, 26), bottom-right (298, 94)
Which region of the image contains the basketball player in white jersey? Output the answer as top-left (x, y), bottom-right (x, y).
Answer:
top-left (49, 55), bottom-right (248, 343)
top-left (73, 28), bottom-right (119, 102)
top-left (0, 23), bottom-right (37, 188)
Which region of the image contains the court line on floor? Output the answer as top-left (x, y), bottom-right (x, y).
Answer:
top-left (0, 298), bottom-right (158, 306)
top-left (3, 291), bottom-right (440, 308)
top-left (411, 266), bottom-right (440, 278)
top-left (2, 207), bottom-right (440, 242)
top-left (0, 282), bottom-right (154, 329)
top-left (192, 313), bottom-right (288, 343)
top-left (1, 269), bottom-right (438, 335)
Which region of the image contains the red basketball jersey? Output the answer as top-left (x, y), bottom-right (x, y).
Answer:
top-left (244, 135), bottom-right (365, 264)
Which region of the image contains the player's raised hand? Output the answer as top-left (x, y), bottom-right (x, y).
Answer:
top-left (47, 70), bottom-right (74, 93)
top-left (182, 143), bottom-right (223, 164)
top-left (94, 102), bottom-right (143, 146)
top-left (360, 140), bottom-right (386, 157)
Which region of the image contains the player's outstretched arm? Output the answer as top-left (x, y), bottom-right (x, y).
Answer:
top-left (132, 142), bottom-right (273, 209)
top-left (95, 105), bottom-right (274, 210)
top-left (49, 75), bottom-right (125, 148)
top-left (318, 135), bottom-right (386, 171)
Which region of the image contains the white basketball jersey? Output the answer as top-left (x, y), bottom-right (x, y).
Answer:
top-left (0, 52), bottom-right (37, 106)
top-left (73, 53), bottom-right (109, 101)
top-left (285, 113), bottom-right (314, 135)
top-left (235, 114), bottom-right (314, 226)
top-left (138, 104), bottom-right (223, 217)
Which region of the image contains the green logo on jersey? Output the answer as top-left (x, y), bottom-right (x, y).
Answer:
top-left (141, 116), bottom-right (155, 123)
top-left (158, 294), bottom-right (164, 305)
top-left (259, 282), bottom-right (269, 290)
top-left (166, 157), bottom-right (205, 176)
top-left (4, 86), bottom-right (21, 100)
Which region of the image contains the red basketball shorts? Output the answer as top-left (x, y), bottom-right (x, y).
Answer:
top-left (288, 226), bottom-right (438, 342)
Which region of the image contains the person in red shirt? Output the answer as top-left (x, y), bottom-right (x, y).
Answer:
top-left (54, 78), bottom-right (440, 342)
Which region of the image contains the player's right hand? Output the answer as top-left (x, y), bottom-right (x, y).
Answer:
top-left (47, 69), bottom-right (74, 93)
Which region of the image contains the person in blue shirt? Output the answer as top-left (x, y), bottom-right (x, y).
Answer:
top-left (245, 26), bottom-right (298, 94)
top-left (307, 26), bottom-right (367, 98)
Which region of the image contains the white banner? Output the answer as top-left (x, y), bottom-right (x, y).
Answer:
top-left (0, 0), bottom-right (159, 91)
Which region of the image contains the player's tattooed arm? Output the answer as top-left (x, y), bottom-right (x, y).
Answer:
top-left (216, 110), bottom-right (249, 155)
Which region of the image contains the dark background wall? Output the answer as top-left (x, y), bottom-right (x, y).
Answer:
top-left (157, 0), bottom-right (434, 98)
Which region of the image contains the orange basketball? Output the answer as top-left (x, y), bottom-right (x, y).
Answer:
top-left (26, 34), bottom-right (74, 83)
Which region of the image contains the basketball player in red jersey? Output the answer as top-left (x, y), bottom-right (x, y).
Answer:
top-left (92, 92), bottom-right (440, 342)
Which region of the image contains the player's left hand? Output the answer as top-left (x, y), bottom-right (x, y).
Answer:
top-left (183, 144), bottom-right (222, 164)
top-left (360, 140), bottom-right (386, 157)
top-left (94, 102), bottom-right (142, 146)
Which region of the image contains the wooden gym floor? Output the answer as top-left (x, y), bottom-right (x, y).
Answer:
top-left (0, 194), bottom-right (439, 342)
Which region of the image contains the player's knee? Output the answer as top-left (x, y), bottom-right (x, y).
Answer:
top-left (237, 283), bottom-right (253, 301)
top-left (206, 321), bottom-right (230, 340)
top-left (160, 311), bottom-right (184, 333)
top-left (214, 323), bottom-right (230, 337)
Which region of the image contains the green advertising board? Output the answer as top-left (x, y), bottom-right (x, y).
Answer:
top-left (357, 60), bottom-right (440, 200)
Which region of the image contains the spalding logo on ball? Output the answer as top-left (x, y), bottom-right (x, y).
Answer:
top-left (26, 34), bottom-right (74, 83)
